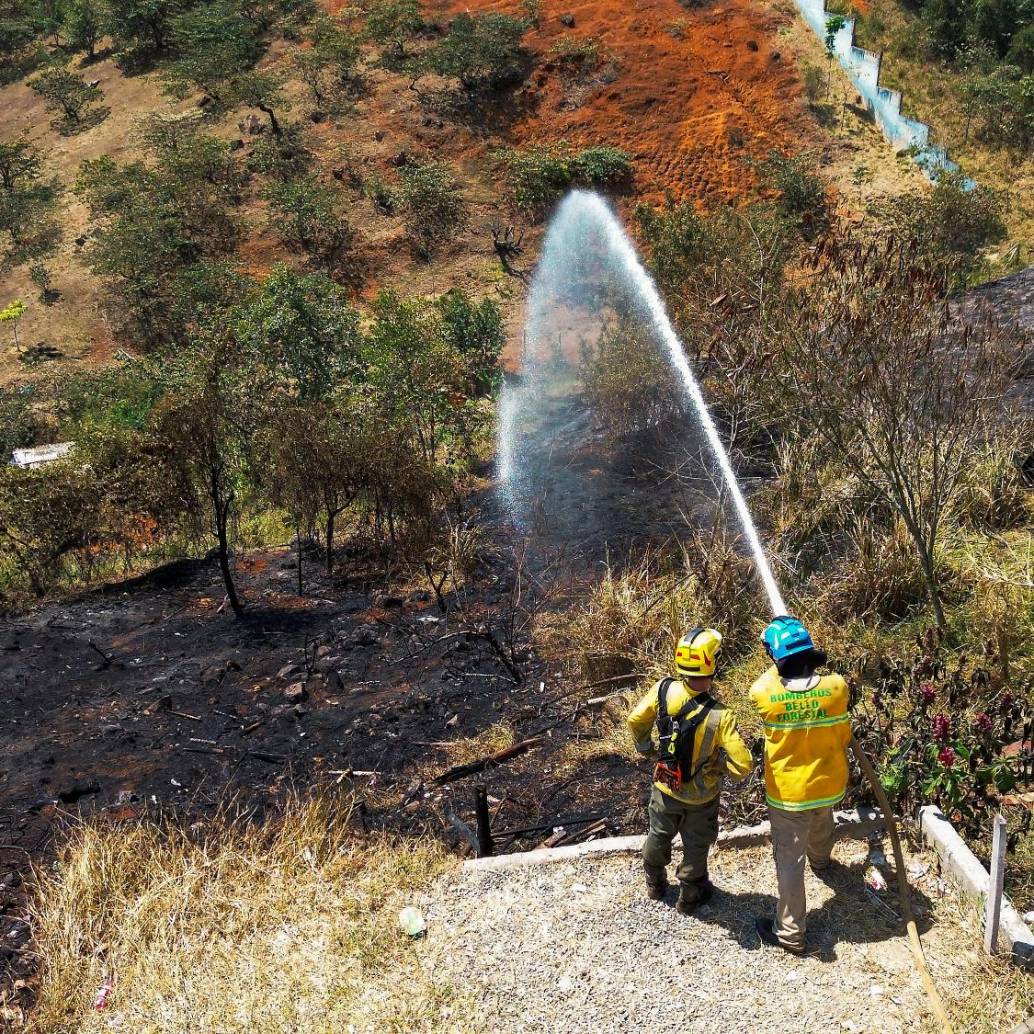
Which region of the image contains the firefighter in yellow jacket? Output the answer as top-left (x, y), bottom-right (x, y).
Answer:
top-left (750, 616), bottom-right (852, 954)
top-left (627, 627), bottom-right (752, 914)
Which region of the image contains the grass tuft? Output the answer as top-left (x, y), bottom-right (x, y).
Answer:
top-left (27, 793), bottom-right (460, 1034)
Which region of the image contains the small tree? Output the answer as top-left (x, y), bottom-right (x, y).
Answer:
top-left (823, 14), bottom-right (845, 99)
top-left (103, 0), bottom-right (184, 67)
top-left (0, 299), bottom-right (26, 349)
top-left (64, 0), bottom-right (102, 60)
top-left (0, 137), bottom-right (61, 264)
top-left (427, 12), bottom-right (527, 92)
top-left (229, 70), bottom-right (288, 136)
top-left (365, 0), bottom-right (422, 60)
top-left (29, 66), bottom-right (105, 130)
top-left (29, 262), bottom-right (55, 302)
top-left (262, 177), bottom-right (352, 263)
top-left (396, 160), bottom-right (467, 256)
top-left (163, 0), bottom-right (264, 104)
top-left (151, 327), bottom-right (252, 617)
top-left (772, 239), bottom-right (1017, 628)
top-left (293, 14), bottom-right (360, 107)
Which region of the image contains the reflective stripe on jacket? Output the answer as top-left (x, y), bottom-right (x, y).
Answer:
top-left (627, 679), bottom-right (752, 805)
top-left (749, 666), bottom-right (851, 812)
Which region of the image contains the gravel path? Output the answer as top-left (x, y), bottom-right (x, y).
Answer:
top-left (419, 839), bottom-right (957, 1034)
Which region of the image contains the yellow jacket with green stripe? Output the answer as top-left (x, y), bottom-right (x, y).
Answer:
top-left (749, 666), bottom-right (851, 812)
top-left (627, 679), bottom-right (752, 805)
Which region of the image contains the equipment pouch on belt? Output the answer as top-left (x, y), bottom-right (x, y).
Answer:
top-left (653, 677), bottom-right (717, 791)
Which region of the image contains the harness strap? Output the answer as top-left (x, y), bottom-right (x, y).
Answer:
top-left (685, 706), bottom-right (722, 782)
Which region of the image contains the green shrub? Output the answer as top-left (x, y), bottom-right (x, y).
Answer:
top-left (572, 145), bottom-right (631, 185)
top-left (878, 172), bottom-right (1007, 285)
top-left (497, 141), bottom-right (631, 216)
top-left (262, 177), bottom-right (352, 264)
top-left (752, 149), bottom-right (827, 232)
top-left (427, 12), bottom-right (528, 91)
top-left (580, 317), bottom-right (682, 437)
top-left (395, 160), bottom-right (467, 256)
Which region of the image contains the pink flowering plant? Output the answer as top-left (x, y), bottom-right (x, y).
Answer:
top-left (849, 633), bottom-right (1033, 845)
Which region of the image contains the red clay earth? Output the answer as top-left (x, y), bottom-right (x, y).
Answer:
top-left (437, 0), bottom-right (805, 205)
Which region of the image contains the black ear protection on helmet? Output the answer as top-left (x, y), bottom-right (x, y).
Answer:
top-left (685, 626), bottom-right (704, 645)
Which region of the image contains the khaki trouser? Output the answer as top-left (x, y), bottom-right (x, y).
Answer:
top-left (769, 804), bottom-right (836, 951)
top-left (642, 788), bottom-right (719, 890)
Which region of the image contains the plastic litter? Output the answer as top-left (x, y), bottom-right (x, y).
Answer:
top-left (865, 866), bottom-right (888, 892)
top-left (398, 906), bottom-right (426, 938)
top-left (93, 976), bottom-right (114, 1011)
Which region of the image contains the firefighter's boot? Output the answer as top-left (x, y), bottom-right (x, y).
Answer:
top-left (676, 879), bottom-right (714, 915)
top-left (644, 864), bottom-right (668, 901)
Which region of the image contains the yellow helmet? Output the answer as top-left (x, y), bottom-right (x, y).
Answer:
top-left (674, 627), bottom-right (723, 677)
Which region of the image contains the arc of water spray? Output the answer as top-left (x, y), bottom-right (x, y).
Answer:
top-left (506, 191), bottom-right (788, 617)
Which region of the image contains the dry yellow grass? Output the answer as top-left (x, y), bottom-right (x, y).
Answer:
top-left (26, 794), bottom-right (463, 1034)
top-left (924, 893), bottom-right (1034, 1032)
top-left (435, 720), bottom-right (517, 769)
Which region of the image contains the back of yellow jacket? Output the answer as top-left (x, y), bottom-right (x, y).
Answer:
top-left (627, 679), bottom-right (752, 806)
top-left (749, 666), bottom-right (851, 812)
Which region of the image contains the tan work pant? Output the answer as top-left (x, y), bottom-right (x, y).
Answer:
top-left (642, 788), bottom-right (719, 889)
top-left (769, 804), bottom-right (836, 951)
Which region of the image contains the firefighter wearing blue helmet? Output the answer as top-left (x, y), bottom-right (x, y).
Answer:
top-left (750, 616), bottom-right (852, 954)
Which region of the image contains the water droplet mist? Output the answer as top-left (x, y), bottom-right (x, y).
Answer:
top-left (498, 190), bottom-right (787, 617)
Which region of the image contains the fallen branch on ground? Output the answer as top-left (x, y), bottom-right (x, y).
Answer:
top-left (432, 737), bottom-right (542, 785)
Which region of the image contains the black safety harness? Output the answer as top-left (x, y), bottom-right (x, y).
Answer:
top-left (653, 676), bottom-right (719, 793)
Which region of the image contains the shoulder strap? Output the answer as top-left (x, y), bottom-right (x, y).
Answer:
top-left (686, 706), bottom-right (722, 780)
top-left (674, 694), bottom-right (717, 772)
top-left (656, 677), bottom-right (675, 723)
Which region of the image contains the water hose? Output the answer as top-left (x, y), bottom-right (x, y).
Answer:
top-left (851, 736), bottom-right (954, 1034)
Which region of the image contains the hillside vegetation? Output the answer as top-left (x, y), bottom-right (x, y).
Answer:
top-left (1, 0), bottom-right (1034, 1029)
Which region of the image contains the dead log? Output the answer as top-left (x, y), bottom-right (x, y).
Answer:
top-left (432, 737), bottom-right (541, 785)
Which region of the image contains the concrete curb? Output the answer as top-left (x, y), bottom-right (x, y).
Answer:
top-left (463, 807), bottom-right (885, 872)
top-left (919, 805), bottom-right (1034, 967)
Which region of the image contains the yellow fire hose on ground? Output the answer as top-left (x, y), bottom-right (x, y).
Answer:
top-left (851, 736), bottom-right (954, 1034)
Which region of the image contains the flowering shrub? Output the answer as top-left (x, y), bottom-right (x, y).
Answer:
top-left (849, 632), bottom-right (1034, 847)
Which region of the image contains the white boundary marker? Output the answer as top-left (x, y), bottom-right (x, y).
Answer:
top-left (919, 805), bottom-right (1034, 967)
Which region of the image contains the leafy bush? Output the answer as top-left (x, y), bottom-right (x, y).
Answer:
top-left (427, 12), bottom-right (528, 91)
top-left (497, 141), bottom-right (632, 217)
top-left (858, 641), bottom-right (1032, 842)
top-left (395, 160), bottom-right (467, 256)
top-left (262, 177), bottom-right (352, 264)
top-left (572, 145), bottom-right (631, 185)
top-left (752, 149), bottom-right (827, 232)
top-left (549, 34), bottom-right (603, 75)
top-left (580, 317), bottom-right (683, 438)
top-left (878, 172), bottom-right (1007, 285)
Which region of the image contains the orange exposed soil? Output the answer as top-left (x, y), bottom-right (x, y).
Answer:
top-left (0, 0), bottom-right (816, 382)
top-left (438, 0), bottom-right (805, 205)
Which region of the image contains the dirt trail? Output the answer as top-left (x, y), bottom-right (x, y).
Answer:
top-left (422, 840), bottom-right (966, 1033)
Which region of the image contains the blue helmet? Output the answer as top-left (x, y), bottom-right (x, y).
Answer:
top-left (761, 616), bottom-right (814, 661)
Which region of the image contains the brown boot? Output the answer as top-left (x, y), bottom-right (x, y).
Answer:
top-left (644, 865), bottom-right (668, 900)
top-left (676, 880), bottom-right (714, 915)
